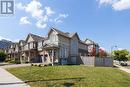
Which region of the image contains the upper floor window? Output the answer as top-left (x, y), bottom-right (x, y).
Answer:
top-left (50, 33), bottom-right (57, 42)
top-left (38, 41), bottom-right (43, 48)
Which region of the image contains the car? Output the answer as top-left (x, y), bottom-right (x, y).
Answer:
top-left (120, 61), bottom-right (128, 66)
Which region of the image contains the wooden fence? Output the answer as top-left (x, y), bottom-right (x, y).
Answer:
top-left (80, 56), bottom-right (113, 67)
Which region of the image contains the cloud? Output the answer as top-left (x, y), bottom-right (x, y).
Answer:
top-left (97, 0), bottom-right (130, 11)
top-left (0, 36), bottom-right (12, 41)
top-left (98, 0), bottom-right (115, 5)
top-left (117, 48), bottom-right (124, 50)
top-left (54, 13), bottom-right (68, 23)
top-left (45, 6), bottom-right (55, 16)
top-left (16, 0), bottom-right (68, 29)
top-left (59, 14), bottom-right (69, 18)
top-left (36, 20), bottom-right (47, 29)
top-left (25, 0), bottom-right (43, 19)
top-left (113, 0), bottom-right (130, 11)
top-left (20, 16), bottom-right (31, 25)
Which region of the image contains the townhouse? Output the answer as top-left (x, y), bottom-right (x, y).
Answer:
top-left (7, 28), bottom-right (99, 65)
top-left (8, 43), bottom-right (20, 61)
top-left (85, 38), bottom-right (99, 56)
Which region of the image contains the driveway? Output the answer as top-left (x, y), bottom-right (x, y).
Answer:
top-left (0, 64), bottom-right (30, 87)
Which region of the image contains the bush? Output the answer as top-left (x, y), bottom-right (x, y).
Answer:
top-left (7, 59), bottom-right (21, 64)
top-left (4, 59), bottom-right (10, 63)
top-left (0, 52), bottom-right (7, 62)
top-left (15, 61), bottom-right (21, 64)
top-left (8, 60), bottom-right (15, 64)
top-left (38, 64), bottom-right (42, 67)
top-left (25, 61), bottom-right (29, 63)
top-left (31, 63), bottom-right (33, 66)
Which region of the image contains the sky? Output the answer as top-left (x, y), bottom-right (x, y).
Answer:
top-left (0, 0), bottom-right (130, 52)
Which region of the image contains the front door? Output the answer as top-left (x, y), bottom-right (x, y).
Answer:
top-left (61, 58), bottom-right (67, 65)
top-left (71, 57), bottom-right (76, 64)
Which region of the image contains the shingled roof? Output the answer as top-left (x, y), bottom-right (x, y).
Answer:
top-left (50, 28), bottom-right (80, 40)
top-left (52, 28), bottom-right (70, 38)
top-left (19, 40), bottom-right (26, 45)
top-left (26, 33), bottom-right (44, 42)
top-left (85, 38), bottom-right (99, 46)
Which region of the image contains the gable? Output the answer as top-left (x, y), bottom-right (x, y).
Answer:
top-left (26, 35), bottom-right (34, 43)
top-left (48, 29), bottom-right (58, 38)
top-left (48, 29), bottom-right (57, 37)
top-left (71, 33), bottom-right (80, 41)
top-left (20, 42), bottom-right (23, 46)
top-left (85, 39), bottom-right (95, 45)
top-left (19, 41), bottom-right (23, 46)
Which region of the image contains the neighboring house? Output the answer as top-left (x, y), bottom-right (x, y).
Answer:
top-left (38, 28), bottom-right (88, 65)
top-left (20, 34), bottom-right (44, 63)
top-left (7, 28), bottom-right (100, 65)
top-left (8, 43), bottom-right (20, 61)
top-left (85, 38), bottom-right (99, 57)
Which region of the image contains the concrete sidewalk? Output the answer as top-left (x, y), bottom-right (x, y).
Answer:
top-left (114, 64), bottom-right (130, 74)
top-left (0, 64), bottom-right (31, 69)
top-left (0, 68), bottom-right (30, 87)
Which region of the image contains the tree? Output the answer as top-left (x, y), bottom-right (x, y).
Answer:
top-left (0, 51), bottom-right (7, 62)
top-left (90, 48), bottom-right (96, 56)
top-left (99, 48), bottom-right (107, 58)
top-left (113, 50), bottom-right (129, 61)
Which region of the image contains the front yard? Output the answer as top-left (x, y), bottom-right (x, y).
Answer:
top-left (6, 65), bottom-right (130, 87)
top-left (125, 66), bottom-right (130, 69)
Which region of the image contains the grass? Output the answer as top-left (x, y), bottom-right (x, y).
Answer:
top-left (6, 65), bottom-right (130, 87)
top-left (125, 66), bottom-right (130, 69)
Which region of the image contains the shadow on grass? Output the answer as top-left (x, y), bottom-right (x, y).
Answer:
top-left (0, 77), bottom-right (85, 86)
top-left (63, 82), bottom-right (75, 87)
top-left (25, 77), bottom-right (84, 83)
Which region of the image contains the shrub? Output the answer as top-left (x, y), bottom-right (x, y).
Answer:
top-left (38, 64), bottom-right (41, 67)
top-left (31, 64), bottom-right (33, 66)
top-left (7, 59), bottom-right (21, 64)
top-left (8, 60), bottom-right (15, 64)
top-left (15, 61), bottom-right (21, 64)
top-left (0, 52), bottom-right (7, 62)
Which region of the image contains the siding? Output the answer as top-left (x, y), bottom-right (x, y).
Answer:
top-left (58, 35), bottom-right (69, 58)
top-left (70, 36), bottom-right (78, 55)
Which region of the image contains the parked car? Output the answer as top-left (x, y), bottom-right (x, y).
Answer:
top-left (120, 61), bottom-right (128, 66)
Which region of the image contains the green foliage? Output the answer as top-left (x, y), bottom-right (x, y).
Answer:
top-left (0, 51), bottom-right (7, 62)
top-left (7, 59), bottom-right (21, 64)
top-left (128, 56), bottom-right (130, 61)
top-left (113, 50), bottom-right (129, 61)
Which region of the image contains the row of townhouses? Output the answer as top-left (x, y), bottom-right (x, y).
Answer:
top-left (7, 28), bottom-right (99, 65)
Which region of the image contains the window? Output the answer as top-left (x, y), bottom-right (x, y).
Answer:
top-left (30, 42), bottom-right (33, 49)
top-left (50, 33), bottom-right (57, 42)
top-left (65, 48), bottom-right (68, 58)
top-left (38, 41), bottom-right (42, 48)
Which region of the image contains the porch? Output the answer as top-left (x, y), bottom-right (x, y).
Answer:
top-left (20, 50), bottom-right (39, 63)
top-left (40, 44), bottom-right (59, 66)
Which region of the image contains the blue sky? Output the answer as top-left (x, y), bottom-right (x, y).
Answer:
top-left (0, 0), bottom-right (130, 52)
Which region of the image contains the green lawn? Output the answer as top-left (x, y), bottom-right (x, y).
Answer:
top-left (125, 66), bottom-right (130, 69)
top-left (7, 66), bottom-right (130, 87)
